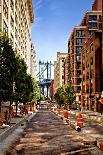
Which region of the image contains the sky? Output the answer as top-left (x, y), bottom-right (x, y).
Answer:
top-left (31, 0), bottom-right (94, 76)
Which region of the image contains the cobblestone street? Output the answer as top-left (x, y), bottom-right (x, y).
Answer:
top-left (6, 110), bottom-right (103, 155)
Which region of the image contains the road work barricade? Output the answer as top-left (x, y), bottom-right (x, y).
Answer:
top-left (66, 115), bottom-right (81, 132)
top-left (77, 113), bottom-right (83, 127)
top-left (63, 110), bottom-right (68, 119)
top-left (0, 113), bottom-right (5, 126)
top-left (97, 139), bottom-right (103, 151)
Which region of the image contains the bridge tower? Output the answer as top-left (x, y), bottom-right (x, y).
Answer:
top-left (36, 61), bottom-right (53, 97)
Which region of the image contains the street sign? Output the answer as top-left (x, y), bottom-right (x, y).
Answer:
top-left (99, 98), bottom-right (103, 104)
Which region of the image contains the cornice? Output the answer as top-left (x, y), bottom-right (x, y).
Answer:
top-left (27, 0), bottom-right (34, 23)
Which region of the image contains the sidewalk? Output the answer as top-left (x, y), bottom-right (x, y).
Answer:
top-left (68, 110), bottom-right (103, 126)
top-left (0, 111), bottom-right (37, 155)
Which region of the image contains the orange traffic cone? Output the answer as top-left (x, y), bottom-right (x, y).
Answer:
top-left (77, 113), bottom-right (83, 127)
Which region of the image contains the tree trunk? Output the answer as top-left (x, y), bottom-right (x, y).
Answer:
top-left (0, 101), bottom-right (1, 112)
top-left (16, 102), bottom-right (18, 116)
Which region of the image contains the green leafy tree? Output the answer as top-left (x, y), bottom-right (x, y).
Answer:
top-left (40, 95), bottom-right (47, 101)
top-left (0, 31), bottom-right (17, 111)
top-left (54, 82), bottom-right (76, 109)
top-left (54, 87), bottom-right (65, 107)
top-left (64, 82), bottom-right (76, 109)
top-left (14, 57), bottom-right (34, 115)
top-left (31, 79), bottom-right (40, 105)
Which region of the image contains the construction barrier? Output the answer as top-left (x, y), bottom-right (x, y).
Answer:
top-left (0, 113), bottom-right (5, 126)
top-left (77, 113), bottom-right (83, 127)
top-left (97, 139), bottom-right (103, 151)
top-left (69, 121), bottom-right (81, 131)
top-left (63, 110), bottom-right (68, 119)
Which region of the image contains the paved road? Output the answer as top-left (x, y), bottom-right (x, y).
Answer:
top-left (6, 110), bottom-right (103, 155)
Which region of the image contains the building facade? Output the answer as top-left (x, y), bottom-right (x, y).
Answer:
top-left (68, 10), bottom-right (102, 105)
top-left (68, 26), bottom-right (90, 103)
top-left (92, 0), bottom-right (102, 11)
top-left (81, 32), bottom-right (102, 112)
top-left (80, 11), bottom-right (102, 35)
top-left (50, 80), bottom-right (54, 101)
top-left (0, 0), bottom-right (34, 75)
top-left (30, 44), bottom-right (36, 79)
top-left (64, 56), bottom-right (69, 85)
top-left (102, 1), bottom-right (103, 75)
top-left (54, 52), bottom-right (68, 94)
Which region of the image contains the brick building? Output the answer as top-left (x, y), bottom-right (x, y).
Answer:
top-left (92, 0), bottom-right (102, 11)
top-left (81, 32), bottom-right (102, 111)
top-left (80, 11), bottom-right (102, 34)
top-left (64, 56), bottom-right (69, 84)
top-left (68, 8), bottom-right (102, 105)
top-left (102, 1), bottom-right (103, 75)
top-left (68, 26), bottom-right (89, 103)
top-left (54, 52), bottom-right (68, 94)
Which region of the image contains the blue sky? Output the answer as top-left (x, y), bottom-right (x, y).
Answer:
top-left (31, 0), bottom-right (94, 74)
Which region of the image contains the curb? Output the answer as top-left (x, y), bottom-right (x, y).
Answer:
top-left (0, 112), bottom-right (36, 142)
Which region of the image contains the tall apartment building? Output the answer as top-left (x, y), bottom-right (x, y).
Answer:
top-left (54, 52), bottom-right (68, 94)
top-left (68, 10), bottom-right (102, 104)
top-left (102, 1), bottom-right (103, 74)
top-left (68, 26), bottom-right (89, 102)
top-left (30, 44), bottom-right (36, 79)
top-left (80, 11), bottom-right (102, 34)
top-left (92, 0), bottom-right (102, 11)
top-left (64, 56), bottom-right (69, 85)
top-left (81, 32), bottom-right (102, 112)
top-left (50, 80), bottom-right (54, 101)
top-left (0, 0), bottom-right (34, 75)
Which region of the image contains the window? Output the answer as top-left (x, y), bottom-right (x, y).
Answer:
top-left (77, 70), bottom-right (81, 78)
top-left (76, 30), bottom-right (84, 37)
top-left (88, 23), bottom-right (97, 29)
top-left (77, 86), bottom-right (81, 91)
top-left (77, 78), bottom-right (81, 85)
top-left (3, 0), bottom-right (8, 19)
top-left (3, 20), bottom-right (8, 33)
top-left (11, 15), bottom-right (14, 28)
top-left (89, 30), bottom-right (95, 35)
top-left (99, 23), bottom-right (102, 30)
top-left (10, 33), bottom-right (14, 45)
top-left (89, 15), bottom-right (97, 21)
top-left (15, 13), bottom-right (18, 24)
top-left (15, 28), bottom-right (18, 39)
top-left (10, 0), bottom-right (14, 11)
top-left (76, 38), bottom-right (84, 45)
top-left (76, 47), bottom-right (81, 55)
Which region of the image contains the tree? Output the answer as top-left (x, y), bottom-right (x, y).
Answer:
top-left (54, 82), bottom-right (76, 109)
top-left (0, 31), bottom-right (17, 111)
top-left (31, 79), bottom-right (40, 104)
top-left (64, 82), bottom-right (76, 109)
top-left (40, 95), bottom-right (47, 101)
top-left (14, 57), bottom-right (34, 115)
top-left (54, 86), bottom-right (66, 107)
